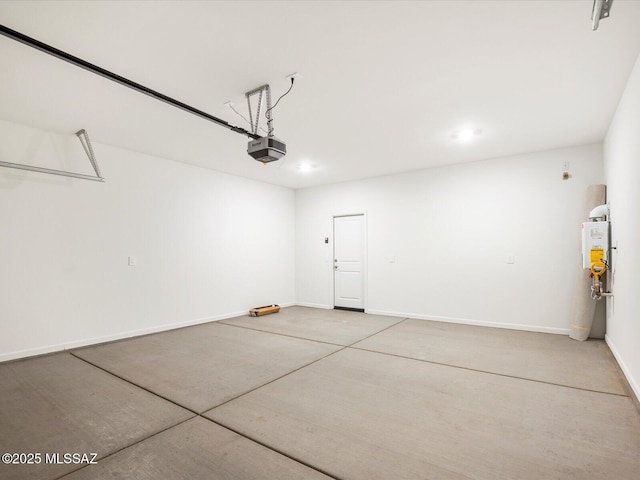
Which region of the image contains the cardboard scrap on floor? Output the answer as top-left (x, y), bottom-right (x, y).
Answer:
top-left (249, 305), bottom-right (280, 317)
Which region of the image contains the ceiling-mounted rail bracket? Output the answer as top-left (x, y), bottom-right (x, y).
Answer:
top-left (592, 0), bottom-right (614, 31)
top-left (245, 84), bottom-right (273, 137)
top-left (0, 128), bottom-right (105, 182)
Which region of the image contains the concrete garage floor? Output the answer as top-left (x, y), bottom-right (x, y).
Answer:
top-left (1, 306), bottom-right (639, 479)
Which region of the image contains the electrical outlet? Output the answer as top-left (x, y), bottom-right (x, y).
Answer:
top-left (507, 255), bottom-right (515, 264)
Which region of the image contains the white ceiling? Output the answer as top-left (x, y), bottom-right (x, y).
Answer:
top-left (1, 1), bottom-right (640, 189)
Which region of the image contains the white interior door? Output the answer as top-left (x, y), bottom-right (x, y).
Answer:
top-left (334, 215), bottom-right (365, 310)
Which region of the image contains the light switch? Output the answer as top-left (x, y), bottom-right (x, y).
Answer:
top-left (507, 255), bottom-right (515, 264)
top-left (128, 255), bottom-right (137, 267)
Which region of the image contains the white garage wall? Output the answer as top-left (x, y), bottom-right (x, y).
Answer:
top-left (0, 120), bottom-right (295, 362)
top-left (296, 144), bottom-right (603, 333)
top-left (603, 52), bottom-right (640, 400)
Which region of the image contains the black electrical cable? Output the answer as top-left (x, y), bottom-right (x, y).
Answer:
top-left (0, 23), bottom-right (260, 140)
top-left (265, 78), bottom-right (294, 117)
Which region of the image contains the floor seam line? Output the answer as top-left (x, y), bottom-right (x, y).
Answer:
top-left (217, 321), bottom-right (346, 347)
top-left (349, 346), bottom-right (631, 398)
top-left (218, 314), bottom-right (409, 349)
top-left (205, 345), bottom-right (350, 411)
top-left (202, 416), bottom-right (342, 480)
top-left (205, 318), bottom-right (410, 410)
top-left (55, 416), bottom-right (195, 480)
top-left (345, 317), bottom-right (410, 348)
top-left (69, 351), bottom-right (201, 414)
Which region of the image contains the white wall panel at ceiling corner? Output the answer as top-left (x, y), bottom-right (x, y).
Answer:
top-left (295, 143), bottom-right (604, 331)
top-left (603, 49), bottom-right (640, 400)
top-left (0, 120), bottom-right (295, 361)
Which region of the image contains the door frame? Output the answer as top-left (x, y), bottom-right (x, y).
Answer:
top-left (332, 212), bottom-right (367, 312)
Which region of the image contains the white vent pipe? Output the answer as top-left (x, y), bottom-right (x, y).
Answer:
top-left (589, 204), bottom-right (609, 219)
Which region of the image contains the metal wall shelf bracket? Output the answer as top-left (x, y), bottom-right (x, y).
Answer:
top-left (0, 129), bottom-right (105, 182)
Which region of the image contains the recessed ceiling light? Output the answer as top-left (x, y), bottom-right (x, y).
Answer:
top-left (452, 128), bottom-right (482, 142)
top-left (298, 163), bottom-right (314, 172)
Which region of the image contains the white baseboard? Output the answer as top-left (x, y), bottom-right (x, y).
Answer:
top-left (605, 334), bottom-right (640, 402)
top-left (278, 301), bottom-right (296, 308)
top-left (294, 302), bottom-right (333, 309)
top-left (365, 309), bottom-right (570, 335)
top-left (0, 308), bottom-right (275, 363)
top-left (0, 343), bottom-right (70, 364)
